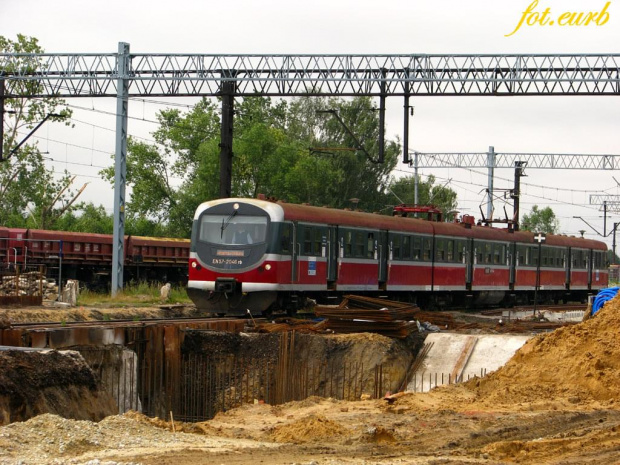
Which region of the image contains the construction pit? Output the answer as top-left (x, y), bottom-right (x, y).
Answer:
top-left (0, 297), bottom-right (620, 464)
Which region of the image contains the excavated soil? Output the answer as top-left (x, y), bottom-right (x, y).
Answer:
top-left (0, 350), bottom-right (117, 426)
top-left (2, 298), bottom-right (620, 463)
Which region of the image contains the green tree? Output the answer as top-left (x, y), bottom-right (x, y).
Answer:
top-left (54, 203), bottom-right (113, 234)
top-left (521, 205), bottom-right (560, 234)
top-left (1, 34), bottom-right (78, 229)
top-left (104, 95), bottom-right (401, 237)
top-left (388, 175), bottom-right (458, 220)
top-left (285, 97), bottom-right (400, 212)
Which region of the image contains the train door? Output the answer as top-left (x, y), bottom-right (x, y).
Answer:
top-left (465, 238), bottom-right (474, 290)
top-left (587, 249), bottom-right (593, 290)
top-left (378, 230), bottom-right (388, 289)
top-left (565, 247), bottom-right (570, 289)
top-left (327, 225), bottom-right (338, 289)
top-left (291, 222), bottom-right (298, 283)
top-left (508, 242), bottom-right (516, 290)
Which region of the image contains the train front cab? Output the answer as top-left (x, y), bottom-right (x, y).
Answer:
top-left (187, 199), bottom-right (283, 314)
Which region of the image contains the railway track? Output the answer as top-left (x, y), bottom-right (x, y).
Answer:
top-left (8, 316), bottom-right (264, 330)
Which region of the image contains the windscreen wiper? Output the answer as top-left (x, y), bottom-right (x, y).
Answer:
top-left (220, 210), bottom-right (238, 238)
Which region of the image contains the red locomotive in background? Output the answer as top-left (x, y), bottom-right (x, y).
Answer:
top-left (0, 226), bottom-right (189, 289)
top-left (187, 198), bottom-right (608, 315)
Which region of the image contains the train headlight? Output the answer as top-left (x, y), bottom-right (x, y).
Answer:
top-left (191, 262), bottom-right (197, 268)
top-left (265, 264), bottom-right (272, 271)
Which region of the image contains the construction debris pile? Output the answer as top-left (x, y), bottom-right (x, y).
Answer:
top-left (0, 271), bottom-right (58, 300)
top-left (314, 295), bottom-right (418, 338)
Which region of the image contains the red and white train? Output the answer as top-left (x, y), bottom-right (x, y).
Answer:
top-left (187, 198), bottom-right (608, 315)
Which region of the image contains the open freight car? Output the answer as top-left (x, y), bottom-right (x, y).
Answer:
top-left (0, 227), bottom-right (190, 290)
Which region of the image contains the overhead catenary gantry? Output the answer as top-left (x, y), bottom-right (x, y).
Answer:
top-left (410, 150), bottom-right (620, 222)
top-left (1, 45), bottom-right (620, 294)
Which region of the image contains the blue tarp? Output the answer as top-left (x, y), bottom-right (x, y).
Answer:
top-left (592, 287), bottom-right (620, 316)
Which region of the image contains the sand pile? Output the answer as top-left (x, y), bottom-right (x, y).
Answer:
top-left (271, 414), bottom-right (351, 443)
top-left (469, 294), bottom-right (620, 405)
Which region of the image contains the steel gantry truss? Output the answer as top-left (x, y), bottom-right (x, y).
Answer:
top-left (409, 152), bottom-right (620, 170)
top-left (2, 44), bottom-right (620, 294)
top-left (2, 52), bottom-right (620, 97)
top-left (409, 149), bottom-right (620, 223)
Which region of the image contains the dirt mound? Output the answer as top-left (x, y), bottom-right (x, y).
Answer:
top-left (123, 409), bottom-right (219, 436)
top-left (0, 349), bottom-right (117, 425)
top-left (271, 414), bottom-right (351, 443)
top-left (468, 295), bottom-right (620, 406)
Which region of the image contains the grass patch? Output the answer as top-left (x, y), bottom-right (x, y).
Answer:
top-left (77, 282), bottom-right (191, 307)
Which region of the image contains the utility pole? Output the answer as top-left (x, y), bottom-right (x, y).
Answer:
top-left (512, 161), bottom-right (527, 231)
top-left (413, 151), bottom-right (419, 205)
top-left (402, 71), bottom-right (411, 165)
top-left (219, 78), bottom-right (235, 199)
top-left (0, 75), bottom-right (4, 161)
top-left (111, 42), bottom-right (130, 296)
top-left (613, 222), bottom-right (618, 265)
top-left (486, 146), bottom-right (495, 220)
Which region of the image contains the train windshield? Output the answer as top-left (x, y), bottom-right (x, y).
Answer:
top-left (199, 214), bottom-right (268, 246)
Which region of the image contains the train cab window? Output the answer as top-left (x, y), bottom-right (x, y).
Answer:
top-left (367, 233), bottom-right (375, 258)
top-left (423, 238), bottom-right (432, 261)
top-left (410, 236), bottom-right (419, 260)
top-left (392, 235), bottom-right (401, 260)
top-left (199, 214), bottom-right (268, 245)
top-left (355, 231), bottom-right (365, 257)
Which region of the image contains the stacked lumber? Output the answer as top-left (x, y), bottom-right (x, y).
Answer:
top-left (255, 318), bottom-right (324, 334)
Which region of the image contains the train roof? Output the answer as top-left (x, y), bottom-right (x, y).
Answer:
top-left (196, 199), bottom-right (608, 251)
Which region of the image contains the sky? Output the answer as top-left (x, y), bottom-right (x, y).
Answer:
top-left (2, 0), bottom-right (620, 248)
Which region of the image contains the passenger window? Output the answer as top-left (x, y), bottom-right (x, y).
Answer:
top-left (392, 235), bottom-right (401, 260)
top-left (367, 233), bottom-right (375, 258)
top-left (436, 239), bottom-right (445, 261)
top-left (403, 236), bottom-right (412, 260)
top-left (410, 236), bottom-right (419, 260)
top-left (493, 245), bottom-right (501, 265)
top-left (303, 228), bottom-right (313, 255)
top-left (447, 240), bottom-right (454, 262)
top-left (485, 243), bottom-right (492, 264)
top-left (355, 231), bottom-right (364, 257)
top-left (280, 224), bottom-right (291, 254)
top-left (314, 228), bottom-right (322, 256)
top-left (423, 239), bottom-right (432, 261)
top-left (345, 231), bottom-right (353, 257)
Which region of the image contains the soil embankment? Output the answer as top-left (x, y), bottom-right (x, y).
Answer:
top-left (0, 349), bottom-right (117, 426)
top-left (2, 297), bottom-right (620, 463)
